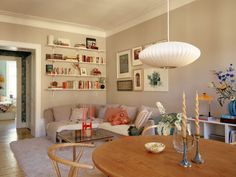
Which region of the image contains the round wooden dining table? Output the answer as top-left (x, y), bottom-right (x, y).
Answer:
top-left (92, 135), bottom-right (236, 177)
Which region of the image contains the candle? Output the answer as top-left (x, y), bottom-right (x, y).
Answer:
top-left (182, 92), bottom-right (187, 138)
top-left (195, 92), bottom-right (200, 135)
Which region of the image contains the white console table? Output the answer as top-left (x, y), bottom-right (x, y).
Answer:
top-left (188, 118), bottom-right (236, 143)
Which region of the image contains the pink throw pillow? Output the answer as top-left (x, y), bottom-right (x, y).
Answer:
top-left (111, 110), bottom-right (130, 125)
top-left (104, 107), bottom-right (123, 122)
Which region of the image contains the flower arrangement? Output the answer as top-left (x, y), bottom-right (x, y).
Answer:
top-left (156, 102), bottom-right (182, 135)
top-left (209, 64), bottom-right (236, 106)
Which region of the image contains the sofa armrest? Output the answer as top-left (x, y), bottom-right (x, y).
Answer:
top-left (44, 108), bottom-right (54, 127)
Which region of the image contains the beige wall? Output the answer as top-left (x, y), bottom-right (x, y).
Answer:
top-left (106, 0), bottom-right (236, 117)
top-left (0, 22), bottom-right (106, 118)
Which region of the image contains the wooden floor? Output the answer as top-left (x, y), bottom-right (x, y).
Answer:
top-left (0, 120), bottom-right (32, 177)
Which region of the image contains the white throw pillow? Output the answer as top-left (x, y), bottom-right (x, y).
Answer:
top-left (70, 108), bottom-right (86, 120)
top-left (134, 109), bottom-right (152, 129)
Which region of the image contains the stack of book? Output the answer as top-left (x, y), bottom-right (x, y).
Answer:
top-left (229, 130), bottom-right (236, 143)
top-left (220, 114), bottom-right (236, 124)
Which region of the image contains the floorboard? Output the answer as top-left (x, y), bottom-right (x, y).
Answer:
top-left (0, 120), bottom-right (32, 177)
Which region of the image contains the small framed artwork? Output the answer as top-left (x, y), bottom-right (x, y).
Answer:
top-left (133, 69), bottom-right (143, 91)
top-left (80, 68), bottom-right (87, 76)
top-left (117, 80), bottom-right (133, 91)
top-left (46, 64), bottom-right (53, 74)
top-left (86, 38), bottom-right (96, 49)
top-left (132, 47), bottom-right (142, 66)
top-left (117, 50), bottom-right (131, 78)
top-left (144, 68), bottom-right (168, 91)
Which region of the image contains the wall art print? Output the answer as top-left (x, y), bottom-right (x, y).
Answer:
top-left (132, 46), bottom-right (142, 66)
top-left (133, 69), bottom-right (143, 91)
top-left (117, 50), bottom-right (131, 78)
top-left (144, 68), bottom-right (168, 91)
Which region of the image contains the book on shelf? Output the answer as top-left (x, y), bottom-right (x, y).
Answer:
top-left (221, 114), bottom-right (236, 119)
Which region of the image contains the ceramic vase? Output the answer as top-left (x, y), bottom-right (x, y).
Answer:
top-left (228, 99), bottom-right (236, 116)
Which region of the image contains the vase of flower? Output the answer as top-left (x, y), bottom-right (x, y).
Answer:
top-left (228, 99), bottom-right (236, 116)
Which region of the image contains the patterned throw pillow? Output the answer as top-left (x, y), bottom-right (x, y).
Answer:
top-left (111, 110), bottom-right (130, 125)
top-left (104, 107), bottom-right (123, 122)
top-left (134, 109), bottom-right (152, 129)
top-left (70, 108), bottom-right (88, 120)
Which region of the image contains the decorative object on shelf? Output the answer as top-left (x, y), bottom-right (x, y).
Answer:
top-left (46, 64), bottom-right (53, 74)
top-left (132, 46), bottom-right (142, 66)
top-left (209, 64), bottom-right (236, 116)
top-left (143, 68), bottom-right (168, 91)
top-left (80, 68), bottom-right (87, 76)
top-left (192, 92), bottom-right (204, 164)
top-left (117, 80), bottom-right (133, 91)
top-left (74, 43), bottom-right (86, 49)
top-left (53, 38), bottom-right (70, 46)
top-left (139, 0), bottom-right (200, 68)
top-left (117, 50), bottom-right (131, 78)
top-left (198, 92), bottom-right (213, 117)
top-left (47, 35), bottom-right (54, 45)
top-left (46, 54), bottom-right (64, 60)
top-left (145, 142), bottom-right (165, 153)
top-left (133, 69), bottom-right (143, 91)
top-left (179, 92), bottom-right (191, 167)
top-left (99, 77), bottom-right (106, 89)
top-left (86, 38), bottom-right (98, 50)
top-left (91, 68), bottom-right (101, 76)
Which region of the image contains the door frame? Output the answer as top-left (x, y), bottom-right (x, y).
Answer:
top-left (0, 40), bottom-right (42, 137)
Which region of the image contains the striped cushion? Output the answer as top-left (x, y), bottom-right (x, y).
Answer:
top-left (134, 109), bottom-right (152, 129)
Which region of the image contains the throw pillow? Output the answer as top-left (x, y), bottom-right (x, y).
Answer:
top-left (70, 108), bottom-right (87, 120)
top-left (111, 110), bottom-right (130, 125)
top-left (120, 105), bottom-right (138, 123)
top-left (139, 105), bottom-right (160, 120)
top-left (134, 109), bottom-right (152, 129)
top-left (104, 107), bottom-right (123, 122)
top-left (97, 104), bottom-right (120, 119)
top-left (79, 104), bottom-right (96, 118)
top-left (53, 105), bottom-right (74, 122)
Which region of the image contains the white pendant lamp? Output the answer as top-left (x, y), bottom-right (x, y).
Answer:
top-left (139, 0), bottom-right (201, 68)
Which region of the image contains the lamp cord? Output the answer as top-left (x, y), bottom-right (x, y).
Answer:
top-left (167, 0), bottom-right (170, 42)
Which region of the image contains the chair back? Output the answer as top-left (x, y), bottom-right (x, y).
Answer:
top-left (48, 143), bottom-right (94, 177)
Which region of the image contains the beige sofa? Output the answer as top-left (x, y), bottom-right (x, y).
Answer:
top-left (44, 103), bottom-right (160, 142)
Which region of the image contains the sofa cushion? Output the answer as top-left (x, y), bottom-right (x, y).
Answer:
top-left (97, 104), bottom-right (120, 119)
top-left (98, 122), bottom-right (130, 136)
top-left (70, 108), bottom-right (88, 120)
top-left (111, 110), bottom-right (130, 125)
top-left (120, 105), bottom-right (138, 123)
top-left (139, 105), bottom-right (160, 120)
top-left (104, 107), bottom-right (123, 122)
top-left (53, 105), bottom-right (75, 122)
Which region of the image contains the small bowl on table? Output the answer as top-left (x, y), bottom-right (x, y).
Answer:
top-left (145, 142), bottom-right (165, 153)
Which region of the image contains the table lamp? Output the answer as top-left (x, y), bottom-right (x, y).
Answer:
top-left (198, 93), bottom-right (213, 117)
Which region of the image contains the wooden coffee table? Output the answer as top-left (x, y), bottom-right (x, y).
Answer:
top-left (93, 136), bottom-right (236, 177)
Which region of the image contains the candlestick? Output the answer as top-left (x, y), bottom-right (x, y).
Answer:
top-left (182, 92), bottom-right (187, 138)
top-left (192, 135), bottom-right (204, 164)
top-left (195, 92), bottom-right (200, 135)
top-left (180, 138), bottom-right (191, 167)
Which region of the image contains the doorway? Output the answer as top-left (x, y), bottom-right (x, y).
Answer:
top-left (0, 52), bottom-right (32, 131)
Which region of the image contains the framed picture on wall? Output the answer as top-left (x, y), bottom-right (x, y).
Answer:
top-left (117, 50), bottom-right (131, 78)
top-left (117, 80), bottom-right (133, 91)
top-left (144, 68), bottom-right (168, 91)
top-left (133, 69), bottom-right (143, 91)
top-left (132, 47), bottom-right (142, 66)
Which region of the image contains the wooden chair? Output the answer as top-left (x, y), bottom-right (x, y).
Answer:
top-left (48, 143), bottom-right (95, 177)
top-left (141, 125), bottom-right (158, 136)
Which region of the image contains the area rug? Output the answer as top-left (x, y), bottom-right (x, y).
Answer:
top-left (10, 137), bottom-right (106, 177)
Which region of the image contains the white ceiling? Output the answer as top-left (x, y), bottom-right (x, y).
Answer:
top-left (0, 0), bottom-right (195, 36)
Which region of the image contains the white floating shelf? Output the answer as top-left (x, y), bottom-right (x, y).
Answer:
top-left (46, 44), bottom-right (105, 53)
top-left (47, 88), bottom-right (106, 91)
top-left (46, 74), bottom-right (106, 78)
top-left (46, 59), bottom-right (106, 65)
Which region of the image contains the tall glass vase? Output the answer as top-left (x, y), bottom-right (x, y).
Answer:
top-left (228, 99), bottom-right (236, 116)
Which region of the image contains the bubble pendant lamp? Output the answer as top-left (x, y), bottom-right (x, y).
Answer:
top-left (139, 0), bottom-right (201, 68)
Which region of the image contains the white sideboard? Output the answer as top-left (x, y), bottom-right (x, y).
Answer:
top-left (188, 118), bottom-right (236, 143)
